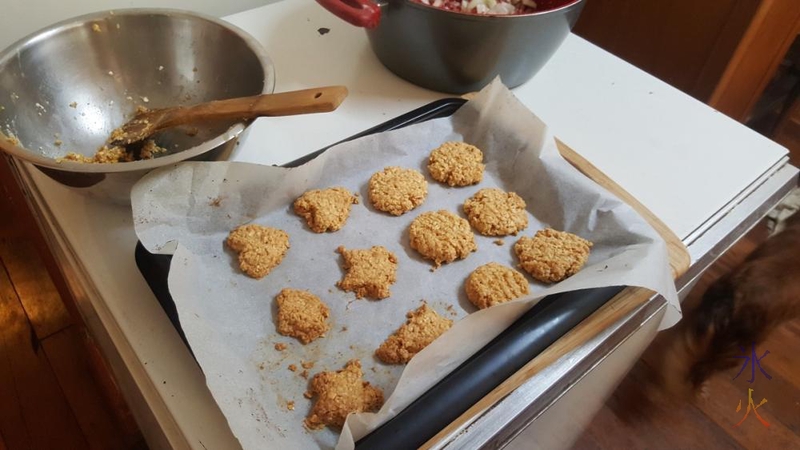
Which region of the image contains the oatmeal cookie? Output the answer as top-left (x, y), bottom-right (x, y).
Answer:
top-left (375, 304), bottom-right (453, 364)
top-left (275, 289), bottom-right (330, 344)
top-left (514, 228), bottom-right (593, 283)
top-left (463, 188), bottom-right (528, 236)
top-left (293, 187), bottom-right (358, 233)
top-left (427, 141), bottom-right (485, 187)
top-left (368, 167), bottom-right (428, 215)
top-left (409, 210), bottom-right (477, 267)
top-left (304, 359), bottom-right (384, 430)
top-left (465, 263), bottom-right (530, 309)
top-left (336, 246), bottom-right (398, 299)
top-left (226, 224), bottom-right (290, 278)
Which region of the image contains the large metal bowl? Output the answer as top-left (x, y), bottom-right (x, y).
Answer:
top-left (0, 9), bottom-right (274, 204)
top-left (317, 0), bottom-right (584, 94)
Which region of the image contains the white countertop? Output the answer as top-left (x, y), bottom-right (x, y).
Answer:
top-left (13, 0), bottom-right (791, 448)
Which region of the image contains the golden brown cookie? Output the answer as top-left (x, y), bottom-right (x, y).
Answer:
top-left (368, 167), bottom-right (428, 215)
top-left (336, 246), bottom-right (398, 299)
top-left (465, 263), bottom-right (530, 309)
top-left (304, 359), bottom-right (384, 430)
top-left (409, 210), bottom-right (477, 267)
top-left (427, 141), bottom-right (485, 187)
top-left (275, 289), bottom-right (330, 344)
top-left (293, 187), bottom-right (358, 233)
top-left (463, 188), bottom-right (528, 236)
top-left (514, 228), bottom-right (593, 284)
top-left (375, 304), bottom-right (453, 364)
top-left (226, 224), bottom-right (290, 279)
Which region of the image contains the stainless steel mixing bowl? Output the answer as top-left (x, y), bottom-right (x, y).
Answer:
top-left (0, 9), bottom-right (274, 204)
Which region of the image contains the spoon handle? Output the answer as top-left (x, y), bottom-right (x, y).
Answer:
top-left (162, 86), bottom-right (349, 127)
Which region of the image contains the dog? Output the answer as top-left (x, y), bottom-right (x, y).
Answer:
top-left (658, 210), bottom-right (800, 398)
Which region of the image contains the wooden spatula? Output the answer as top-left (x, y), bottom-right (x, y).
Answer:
top-left (108, 86), bottom-right (349, 147)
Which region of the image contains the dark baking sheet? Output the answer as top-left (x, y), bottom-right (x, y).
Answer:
top-left (134, 98), bottom-right (624, 448)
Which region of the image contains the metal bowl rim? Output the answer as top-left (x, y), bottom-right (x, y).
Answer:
top-left (0, 7), bottom-right (276, 174)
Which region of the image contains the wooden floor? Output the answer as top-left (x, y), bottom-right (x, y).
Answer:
top-left (571, 222), bottom-right (800, 449)
top-left (0, 187), bottom-right (144, 449)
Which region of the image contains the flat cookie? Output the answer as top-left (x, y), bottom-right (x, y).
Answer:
top-left (226, 224), bottom-right (290, 278)
top-left (514, 228), bottom-right (593, 284)
top-left (368, 167), bottom-right (428, 215)
top-left (409, 210), bottom-right (477, 267)
top-left (336, 246), bottom-right (398, 299)
top-left (375, 304), bottom-right (453, 364)
top-left (276, 289), bottom-right (330, 344)
top-left (465, 263), bottom-right (530, 309)
top-left (293, 187), bottom-right (358, 233)
top-left (304, 359), bottom-right (384, 430)
top-left (427, 141), bottom-right (485, 186)
top-left (463, 188), bottom-right (528, 236)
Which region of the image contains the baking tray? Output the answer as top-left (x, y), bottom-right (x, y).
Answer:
top-left (134, 98), bottom-right (625, 448)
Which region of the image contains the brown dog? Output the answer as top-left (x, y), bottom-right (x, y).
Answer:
top-left (659, 211), bottom-right (800, 397)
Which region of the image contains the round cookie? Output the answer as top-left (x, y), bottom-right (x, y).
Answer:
top-left (293, 187), bottom-right (358, 233)
top-left (226, 224), bottom-right (290, 279)
top-left (409, 210), bottom-right (477, 267)
top-left (463, 188), bottom-right (528, 236)
top-left (427, 141), bottom-right (485, 187)
top-left (368, 167), bottom-right (428, 216)
top-left (514, 228), bottom-right (593, 284)
top-left (465, 263), bottom-right (530, 309)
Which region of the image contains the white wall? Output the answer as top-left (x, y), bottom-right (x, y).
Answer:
top-left (0, 0), bottom-right (274, 50)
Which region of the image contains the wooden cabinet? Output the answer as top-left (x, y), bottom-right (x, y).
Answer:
top-left (574, 0), bottom-right (800, 122)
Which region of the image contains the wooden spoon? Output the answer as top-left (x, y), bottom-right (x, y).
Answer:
top-left (108, 86), bottom-right (349, 147)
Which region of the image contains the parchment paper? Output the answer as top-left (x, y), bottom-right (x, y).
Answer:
top-left (132, 80), bottom-right (680, 450)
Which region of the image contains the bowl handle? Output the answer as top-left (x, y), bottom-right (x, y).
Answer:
top-left (316, 0), bottom-right (382, 29)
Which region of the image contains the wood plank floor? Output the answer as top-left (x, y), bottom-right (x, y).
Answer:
top-left (0, 183), bottom-right (144, 449)
top-left (571, 222), bottom-right (800, 449)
